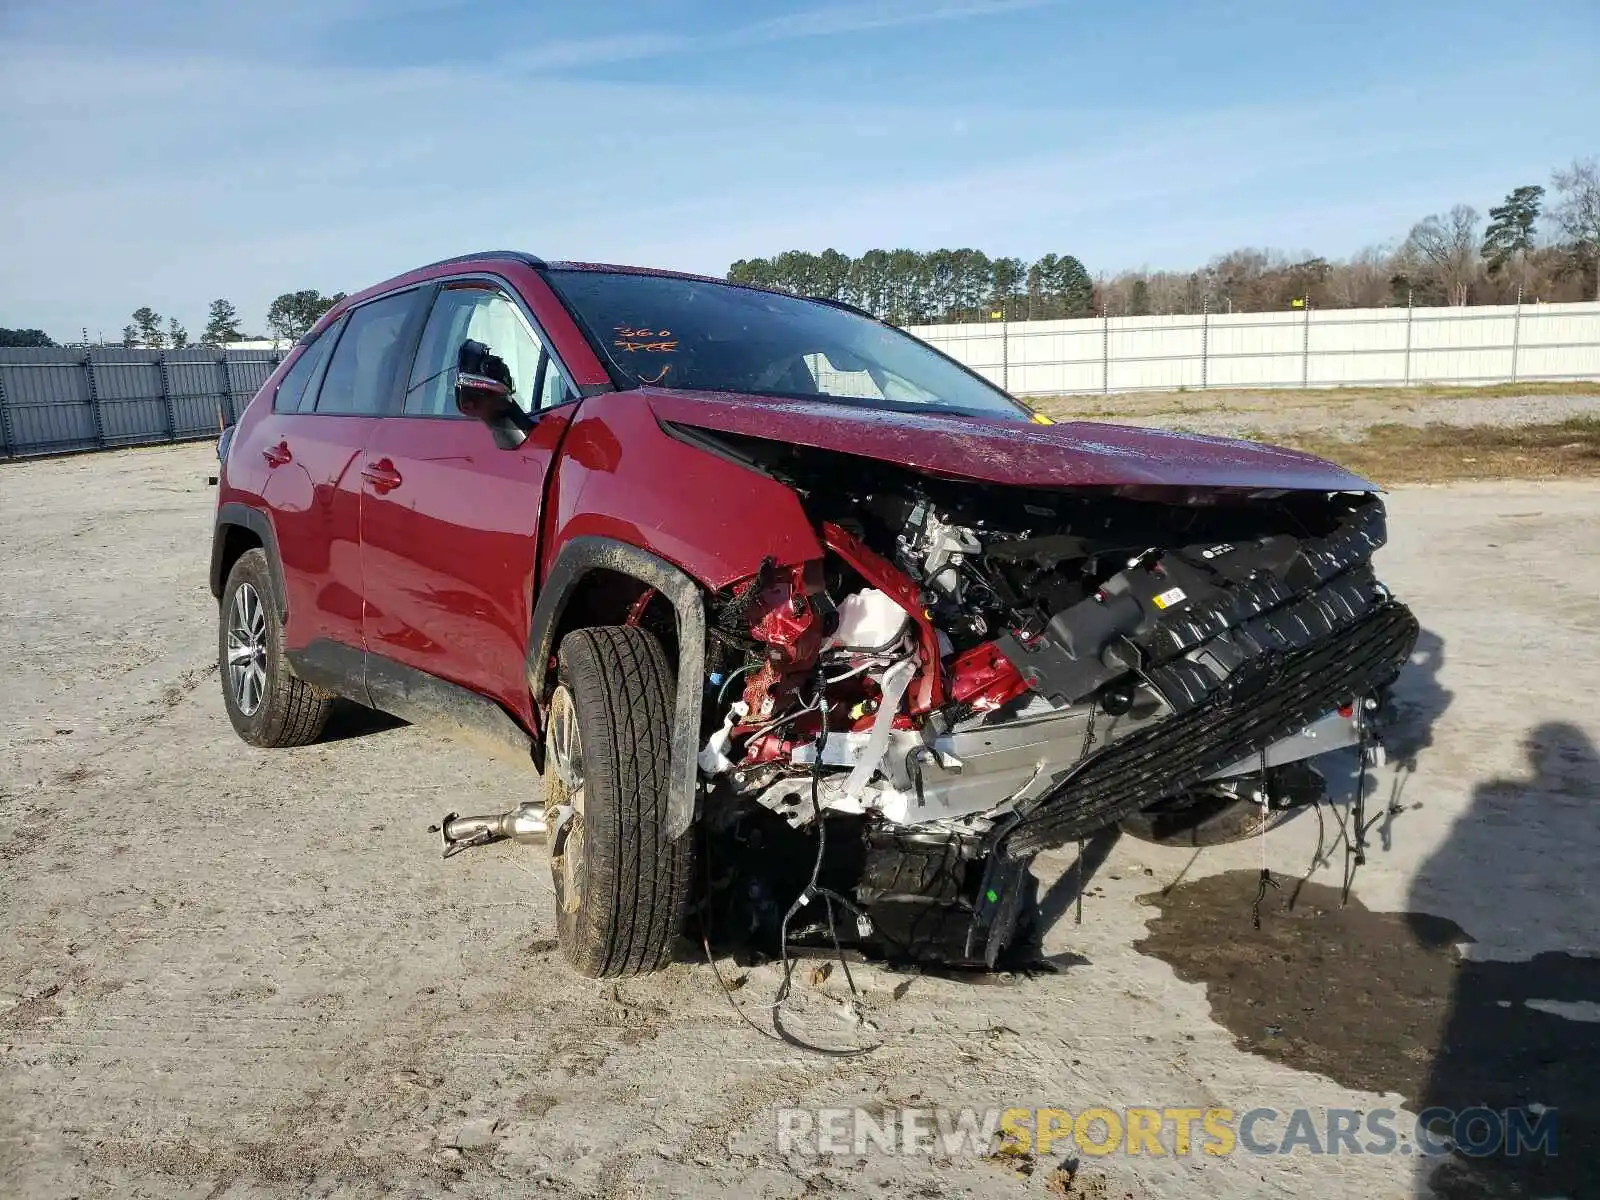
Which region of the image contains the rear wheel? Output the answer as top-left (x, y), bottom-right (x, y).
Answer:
top-left (219, 548), bottom-right (332, 747)
top-left (545, 626), bottom-right (693, 977)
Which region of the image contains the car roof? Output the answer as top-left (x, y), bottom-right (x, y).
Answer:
top-left (403, 251), bottom-right (728, 287)
top-left (311, 252), bottom-right (878, 345)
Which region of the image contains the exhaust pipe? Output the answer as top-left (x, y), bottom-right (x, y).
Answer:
top-left (431, 804), bottom-right (548, 859)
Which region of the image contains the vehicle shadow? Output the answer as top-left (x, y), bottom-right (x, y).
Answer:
top-left (318, 700), bottom-right (407, 744)
top-left (1031, 828), bottom-right (1121, 933)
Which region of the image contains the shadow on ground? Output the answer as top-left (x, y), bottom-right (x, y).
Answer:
top-left (317, 700), bottom-right (407, 743)
top-left (1136, 720), bottom-right (1600, 1199)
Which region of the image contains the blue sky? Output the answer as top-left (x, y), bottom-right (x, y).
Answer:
top-left (1, 0), bottom-right (1596, 341)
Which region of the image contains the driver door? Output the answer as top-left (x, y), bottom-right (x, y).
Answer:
top-left (358, 281), bottom-right (579, 727)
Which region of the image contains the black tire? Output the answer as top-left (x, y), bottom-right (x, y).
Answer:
top-left (1118, 790), bottom-right (1268, 848)
top-left (1120, 762), bottom-right (1326, 847)
top-left (545, 626), bottom-right (693, 977)
top-left (219, 548), bottom-right (332, 748)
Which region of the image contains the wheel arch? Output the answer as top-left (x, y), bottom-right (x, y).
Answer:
top-left (527, 537), bottom-right (706, 840)
top-left (211, 502), bottom-right (288, 619)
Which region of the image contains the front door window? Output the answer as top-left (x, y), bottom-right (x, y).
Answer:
top-left (405, 288), bottom-right (557, 418)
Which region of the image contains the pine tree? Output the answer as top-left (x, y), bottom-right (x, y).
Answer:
top-left (1481, 185), bottom-right (1544, 280)
top-left (203, 299), bottom-right (243, 344)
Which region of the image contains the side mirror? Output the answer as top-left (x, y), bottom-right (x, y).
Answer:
top-left (455, 339), bottom-right (531, 449)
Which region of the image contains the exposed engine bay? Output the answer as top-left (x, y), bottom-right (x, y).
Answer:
top-left (688, 433), bottom-right (1420, 969)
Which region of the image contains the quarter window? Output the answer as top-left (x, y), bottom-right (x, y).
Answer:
top-left (539, 355), bottom-right (575, 410)
top-left (271, 324), bottom-right (337, 413)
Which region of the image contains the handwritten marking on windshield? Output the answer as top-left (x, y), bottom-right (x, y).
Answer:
top-left (613, 326), bottom-right (678, 353)
top-left (639, 365), bottom-right (671, 384)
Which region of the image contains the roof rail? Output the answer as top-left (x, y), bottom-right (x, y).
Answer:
top-left (415, 250), bottom-right (547, 271)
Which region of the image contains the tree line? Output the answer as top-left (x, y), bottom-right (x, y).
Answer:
top-left (732, 156), bottom-right (1600, 321)
top-left (110, 291), bottom-right (348, 349)
top-left (728, 248), bottom-right (1094, 324)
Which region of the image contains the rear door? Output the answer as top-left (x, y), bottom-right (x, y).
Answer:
top-left (358, 280), bottom-right (581, 727)
top-left (266, 289), bottom-right (424, 674)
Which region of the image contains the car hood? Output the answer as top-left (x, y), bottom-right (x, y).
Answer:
top-left (641, 389), bottom-right (1376, 493)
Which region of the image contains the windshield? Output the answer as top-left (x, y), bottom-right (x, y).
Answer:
top-left (545, 269), bottom-right (1030, 421)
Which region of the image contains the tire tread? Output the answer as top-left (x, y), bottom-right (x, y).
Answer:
top-left (557, 625), bottom-right (692, 977)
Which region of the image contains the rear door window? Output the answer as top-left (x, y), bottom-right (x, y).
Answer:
top-left (313, 291), bottom-right (419, 415)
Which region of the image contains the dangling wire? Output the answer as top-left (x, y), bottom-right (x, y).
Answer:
top-left (767, 668), bottom-right (881, 1057)
top-left (1250, 746), bottom-right (1278, 930)
top-left (1079, 699), bottom-right (1099, 761)
top-left (1342, 700), bottom-right (1371, 905)
top-left (1074, 839), bottom-right (1086, 925)
top-left (1288, 787), bottom-right (1333, 909)
top-left (1069, 700), bottom-right (1100, 928)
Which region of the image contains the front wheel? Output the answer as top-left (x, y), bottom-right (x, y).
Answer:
top-left (545, 626), bottom-right (693, 977)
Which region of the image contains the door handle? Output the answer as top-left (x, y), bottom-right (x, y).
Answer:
top-left (262, 441), bottom-right (292, 467)
top-left (361, 458), bottom-right (403, 493)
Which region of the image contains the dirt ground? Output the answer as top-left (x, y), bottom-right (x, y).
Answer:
top-left (3, 444), bottom-right (1598, 1199)
top-left (1033, 384), bottom-right (1600, 441)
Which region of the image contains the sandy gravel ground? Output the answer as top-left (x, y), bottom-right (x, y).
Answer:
top-left (1037, 389), bottom-right (1600, 440)
top-left (2, 444), bottom-right (1597, 1199)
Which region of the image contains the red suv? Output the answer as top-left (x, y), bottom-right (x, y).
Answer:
top-left (212, 251), bottom-right (1416, 977)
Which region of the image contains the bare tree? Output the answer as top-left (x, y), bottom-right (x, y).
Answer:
top-left (1402, 205), bottom-right (1481, 305)
top-left (1145, 272), bottom-right (1192, 315)
top-left (1551, 158), bottom-right (1600, 301)
top-left (1326, 245), bottom-right (1397, 308)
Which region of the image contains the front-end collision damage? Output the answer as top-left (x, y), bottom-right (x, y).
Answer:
top-left (687, 430), bottom-right (1418, 968)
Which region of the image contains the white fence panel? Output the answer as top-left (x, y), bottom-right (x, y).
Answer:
top-left (907, 300), bottom-right (1600, 395)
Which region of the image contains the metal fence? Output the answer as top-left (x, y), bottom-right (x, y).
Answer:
top-left (907, 299), bottom-right (1600, 396)
top-left (0, 347), bottom-right (282, 459)
top-left (7, 299), bottom-right (1598, 459)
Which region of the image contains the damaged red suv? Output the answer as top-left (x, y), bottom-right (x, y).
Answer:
top-left (212, 251), bottom-right (1417, 976)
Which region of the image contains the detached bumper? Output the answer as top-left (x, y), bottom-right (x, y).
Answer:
top-left (1001, 598), bottom-right (1419, 858)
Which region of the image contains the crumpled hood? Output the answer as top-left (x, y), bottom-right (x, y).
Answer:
top-left (642, 389), bottom-right (1376, 493)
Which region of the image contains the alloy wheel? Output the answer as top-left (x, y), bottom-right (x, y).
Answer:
top-left (546, 685), bottom-right (587, 913)
top-left (226, 582), bottom-right (268, 716)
